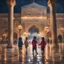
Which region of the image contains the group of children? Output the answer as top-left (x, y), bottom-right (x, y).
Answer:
top-left (18, 36), bottom-right (46, 55)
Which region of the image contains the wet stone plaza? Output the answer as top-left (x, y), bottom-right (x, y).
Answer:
top-left (0, 0), bottom-right (64, 64)
top-left (0, 43), bottom-right (64, 64)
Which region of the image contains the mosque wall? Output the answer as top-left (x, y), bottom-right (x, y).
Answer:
top-left (0, 3), bottom-right (64, 40)
top-left (0, 13), bottom-right (64, 38)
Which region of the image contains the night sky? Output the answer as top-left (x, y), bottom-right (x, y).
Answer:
top-left (0, 0), bottom-right (64, 13)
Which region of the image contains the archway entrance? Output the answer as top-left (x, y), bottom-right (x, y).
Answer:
top-left (28, 25), bottom-right (39, 41)
top-left (28, 25), bottom-right (39, 34)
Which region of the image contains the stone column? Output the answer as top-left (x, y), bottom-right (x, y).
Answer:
top-left (48, 0), bottom-right (58, 46)
top-left (6, 0), bottom-right (16, 48)
top-left (48, 0), bottom-right (59, 61)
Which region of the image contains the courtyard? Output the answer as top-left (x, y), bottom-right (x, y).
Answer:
top-left (0, 43), bottom-right (64, 64)
top-left (0, 0), bottom-right (64, 64)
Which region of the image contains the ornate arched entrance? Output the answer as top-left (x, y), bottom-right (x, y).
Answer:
top-left (28, 25), bottom-right (39, 40)
top-left (28, 25), bottom-right (39, 34)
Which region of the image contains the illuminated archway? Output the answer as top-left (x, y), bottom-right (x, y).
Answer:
top-left (28, 25), bottom-right (39, 34)
top-left (26, 24), bottom-right (42, 33)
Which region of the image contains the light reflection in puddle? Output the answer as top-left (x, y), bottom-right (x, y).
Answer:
top-left (0, 44), bottom-right (64, 64)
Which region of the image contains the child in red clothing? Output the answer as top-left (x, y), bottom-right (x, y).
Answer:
top-left (32, 36), bottom-right (38, 55)
top-left (40, 37), bottom-right (46, 53)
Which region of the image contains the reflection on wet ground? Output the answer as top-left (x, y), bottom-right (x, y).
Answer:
top-left (0, 43), bottom-right (64, 64)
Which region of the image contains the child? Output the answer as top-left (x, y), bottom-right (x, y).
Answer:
top-left (32, 36), bottom-right (38, 55)
top-left (40, 37), bottom-right (46, 53)
top-left (18, 37), bottom-right (23, 54)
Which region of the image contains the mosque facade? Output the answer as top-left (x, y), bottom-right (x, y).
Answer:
top-left (0, 3), bottom-right (64, 41)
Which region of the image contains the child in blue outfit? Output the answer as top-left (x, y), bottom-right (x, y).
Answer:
top-left (18, 37), bottom-right (23, 54)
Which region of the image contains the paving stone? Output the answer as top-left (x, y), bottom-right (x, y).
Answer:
top-left (0, 44), bottom-right (64, 64)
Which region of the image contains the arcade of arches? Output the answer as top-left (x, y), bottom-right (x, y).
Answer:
top-left (0, 0), bottom-right (64, 47)
top-left (0, 0), bottom-right (64, 61)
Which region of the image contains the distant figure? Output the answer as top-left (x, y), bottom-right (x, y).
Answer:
top-left (58, 35), bottom-right (62, 43)
top-left (40, 37), bottom-right (46, 53)
top-left (18, 37), bottom-right (23, 54)
top-left (32, 36), bottom-right (38, 55)
top-left (24, 37), bottom-right (28, 54)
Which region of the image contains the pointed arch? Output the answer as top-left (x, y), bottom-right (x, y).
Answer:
top-left (28, 25), bottom-right (39, 34)
top-left (26, 24), bottom-right (41, 33)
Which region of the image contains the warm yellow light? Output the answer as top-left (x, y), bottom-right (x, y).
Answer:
top-left (60, 28), bottom-right (64, 31)
top-left (18, 25), bottom-right (23, 30)
top-left (45, 26), bottom-right (49, 29)
top-left (44, 26), bottom-right (49, 31)
top-left (21, 16), bottom-right (47, 20)
top-left (23, 32), bottom-right (28, 36)
top-left (3, 34), bottom-right (7, 37)
top-left (44, 26), bottom-right (50, 33)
